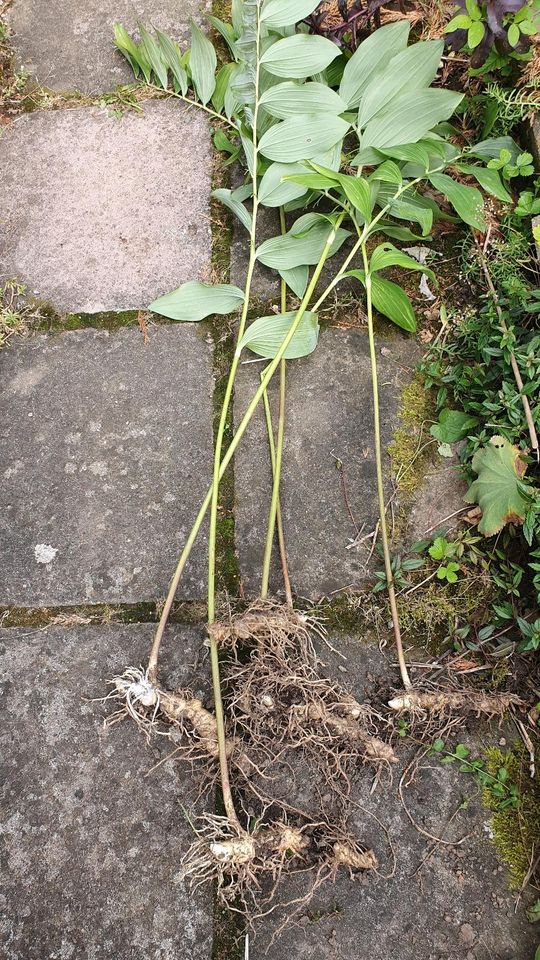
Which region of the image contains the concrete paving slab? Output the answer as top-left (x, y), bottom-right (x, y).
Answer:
top-left (0, 325), bottom-right (213, 605)
top-left (0, 622), bottom-right (213, 960)
top-left (249, 634), bottom-right (536, 959)
top-left (0, 102), bottom-right (211, 313)
top-left (234, 327), bottom-right (417, 599)
top-left (8, 0), bottom-right (210, 93)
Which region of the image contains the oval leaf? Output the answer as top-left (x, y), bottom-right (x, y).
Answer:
top-left (357, 39), bottom-right (444, 128)
top-left (428, 172), bottom-right (486, 230)
top-left (260, 34), bottom-right (340, 79)
top-left (259, 114), bottom-right (350, 162)
top-left (261, 0), bottom-right (321, 28)
top-left (149, 281), bottom-right (244, 321)
top-left (260, 81), bottom-right (346, 119)
top-left (239, 310), bottom-right (320, 359)
top-left (339, 21), bottom-right (410, 108)
top-left (190, 20), bottom-right (217, 105)
top-left (345, 270), bottom-right (417, 331)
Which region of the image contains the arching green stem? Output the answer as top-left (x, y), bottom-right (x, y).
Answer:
top-left (261, 205), bottom-right (291, 603)
top-left (360, 242), bottom-right (412, 691)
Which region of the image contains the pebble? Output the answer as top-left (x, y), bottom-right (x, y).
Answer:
top-left (460, 923), bottom-right (476, 946)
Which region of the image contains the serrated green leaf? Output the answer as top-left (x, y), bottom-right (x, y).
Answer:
top-left (258, 114), bottom-right (350, 162)
top-left (190, 19), bottom-right (217, 105)
top-left (239, 310), bottom-right (320, 359)
top-left (260, 34), bottom-right (340, 79)
top-left (430, 409), bottom-right (479, 443)
top-left (339, 21), bottom-right (410, 109)
top-left (260, 0), bottom-right (321, 28)
top-left (464, 435), bottom-right (532, 536)
top-left (149, 281), bottom-right (244, 321)
top-left (259, 81), bottom-right (346, 119)
top-left (428, 172), bottom-right (486, 229)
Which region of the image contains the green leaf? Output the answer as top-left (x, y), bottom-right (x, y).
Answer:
top-left (259, 81), bottom-right (346, 119)
top-left (280, 265), bottom-right (309, 298)
top-left (207, 16), bottom-right (238, 59)
top-left (238, 310), bottom-right (320, 359)
top-left (432, 738), bottom-right (446, 752)
top-left (467, 20), bottom-right (485, 48)
top-left (507, 22), bottom-right (520, 46)
top-left (430, 409), bottom-right (479, 443)
top-left (212, 62), bottom-right (237, 112)
top-left (339, 174), bottom-right (373, 221)
top-left (261, 0), bottom-right (321, 28)
top-left (454, 163), bottom-right (512, 203)
top-left (369, 160), bottom-right (403, 185)
top-left (339, 21), bottom-right (410, 109)
top-left (455, 744), bottom-right (470, 760)
top-left (189, 19), bottom-right (217, 105)
top-left (464, 435), bottom-right (532, 536)
top-left (260, 34), bottom-right (340, 79)
top-left (445, 14), bottom-right (473, 30)
top-left (258, 115), bottom-right (350, 162)
top-left (370, 274), bottom-right (417, 331)
top-left (345, 270), bottom-right (417, 332)
top-left (138, 23), bottom-right (168, 89)
top-left (155, 28), bottom-right (188, 94)
top-left (259, 161), bottom-right (310, 207)
top-left (357, 40), bottom-right (444, 128)
top-left (428, 172), bottom-right (485, 229)
top-left (149, 281), bottom-right (244, 321)
top-left (113, 23), bottom-right (147, 79)
top-left (360, 89), bottom-right (463, 152)
top-left (369, 242), bottom-right (436, 282)
top-left (212, 188), bottom-right (252, 232)
top-left (256, 217), bottom-right (350, 269)
top-left (467, 136), bottom-right (521, 163)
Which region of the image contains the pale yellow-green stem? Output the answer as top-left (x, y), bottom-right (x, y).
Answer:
top-left (261, 205), bottom-right (290, 602)
top-left (361, 243), bottom-right (412, 691)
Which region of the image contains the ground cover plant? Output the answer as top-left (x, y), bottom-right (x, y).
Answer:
top-left (104, 0), bottom-right (540, 934)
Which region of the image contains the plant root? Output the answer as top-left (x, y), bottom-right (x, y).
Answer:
top-left (223, 614), bottom-right (396, 800)
top-left (388, 687), bottom-right (522, 718)
top-left (179, 813), bottom-right (376, 914)
top-left (208, 598), bottom-right (321, 661)
top-left (105, 666), bottom-right (252, 775)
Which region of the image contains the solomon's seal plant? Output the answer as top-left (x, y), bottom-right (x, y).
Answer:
top-left (109, 0), bottom-right (511, 917)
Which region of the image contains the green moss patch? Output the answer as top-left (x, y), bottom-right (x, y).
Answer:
top-left (483, 746), bottom-right (540, 889)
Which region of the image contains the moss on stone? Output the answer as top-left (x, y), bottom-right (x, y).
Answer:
top-left (482, 746), bottom-right (540, 889)
top-left (388, 374), bottom-right (435, 498)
